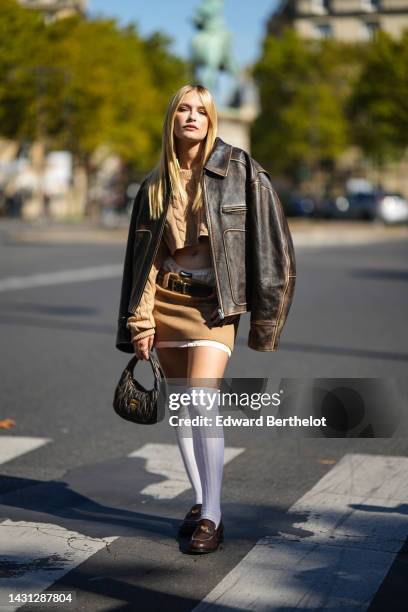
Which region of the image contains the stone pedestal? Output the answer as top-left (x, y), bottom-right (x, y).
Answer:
top-left (217, 104), bottom-right (259, 154)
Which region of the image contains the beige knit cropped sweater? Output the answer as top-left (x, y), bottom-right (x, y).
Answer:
top-left (126, 166), bottom-right (209, 343)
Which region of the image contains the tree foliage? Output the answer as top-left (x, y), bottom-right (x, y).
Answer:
top-left (2, 1), bottom-right (406, 181)
top-left (347, 30), bottom-right (408, 164)
top-left (251, 26), bottom-right (407, 182)
top-left (0, 0), bottom-right (191, 171)
top-left (0, 0), bottom-right (47, 139)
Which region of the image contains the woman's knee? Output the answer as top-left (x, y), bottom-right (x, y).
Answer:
top-left (155, 347), bottom-right (189, 380)
top-left (187, 346), bottom-right (229, 386)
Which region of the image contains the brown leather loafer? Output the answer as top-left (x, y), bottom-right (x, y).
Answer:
top-left (187, 518), bottom-right (224, 554)
top-left (178, 503), bottom-right (202, 537)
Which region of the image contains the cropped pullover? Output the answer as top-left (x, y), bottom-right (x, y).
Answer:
top-left (126, 166), bottom-right (209, 342)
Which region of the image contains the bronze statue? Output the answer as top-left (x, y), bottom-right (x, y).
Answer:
top-left (191, 0), bottom-right (239, 93)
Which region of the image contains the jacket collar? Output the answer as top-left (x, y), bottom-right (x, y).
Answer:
top-left (204, 136), bottom-right (233, 177)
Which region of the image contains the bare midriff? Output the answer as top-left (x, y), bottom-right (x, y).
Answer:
top-left (172, 236), bottom-right (212, 269)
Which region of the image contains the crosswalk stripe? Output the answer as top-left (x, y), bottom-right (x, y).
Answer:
top-left (128, 443), bottom-right (245, 499)
top-left (0, 437), bottom-right (51, 465)
top-left (192, 453), bottom-right (408, 611)
top-left (0, 520), bottom-right (116, 612)
top-left (0, 265), bottom-right (122, 293)
top-left (0, 441), bottom-right (246, 607)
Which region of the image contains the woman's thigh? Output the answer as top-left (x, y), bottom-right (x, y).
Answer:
top-left (187, 346), bottom-right (229, 388)
top-left (155, 347), bottom-right (189, 381)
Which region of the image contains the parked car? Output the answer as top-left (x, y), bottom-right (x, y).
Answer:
top-left (284, 194), bottom-right (318, 217)
top-left (376, 193), bottom-right (408, 225)
top-left (322, 192), bottom-right (378, 220)
top-left (321, 191), bottom-right (408, 224)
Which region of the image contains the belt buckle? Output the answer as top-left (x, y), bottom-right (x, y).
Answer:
top-left (182, 280), bottom-right (190, 295)
top-left (172, 275), bottom-right (191, 295)
top-left (175, 278), bottom-right (189, 294)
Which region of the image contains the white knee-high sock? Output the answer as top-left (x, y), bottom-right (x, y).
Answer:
top-left (187, 386), bottom-right (224, 529)
top-left (167, 383), bottom-right (203, 505)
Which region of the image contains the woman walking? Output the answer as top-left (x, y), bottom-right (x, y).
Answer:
top-left (116, 84), bottom-right (296, 554)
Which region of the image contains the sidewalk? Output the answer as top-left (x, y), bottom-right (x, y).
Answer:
top-left (289, 218), bottom-right (408, 247)
top-left (1, 217), bottom-right (408, 248)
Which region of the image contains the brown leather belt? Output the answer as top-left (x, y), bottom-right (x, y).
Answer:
top-left (156, 269), bottom-right (215, 298)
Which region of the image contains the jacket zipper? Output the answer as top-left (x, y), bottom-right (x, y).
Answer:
top-left (203, 177), bottom-right (225, 319)
top-left (129, 189), bottom-right (170, 313)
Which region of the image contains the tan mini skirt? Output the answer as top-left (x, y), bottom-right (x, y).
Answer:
top-left (153, 257), bottom-right (240, 357)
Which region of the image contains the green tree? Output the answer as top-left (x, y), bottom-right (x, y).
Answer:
top-left (348, 30), bottom-right (408, 164)
top-left (0, 1), bottom-right (190, 173)
top-left (251, 28), bottom-right (360, 184)
top-left (39, 16), bottom-right (190, 170)
top-left (0, 0), bottom-right (48, 140)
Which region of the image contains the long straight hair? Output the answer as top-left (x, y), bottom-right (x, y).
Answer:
top-left (147, 84), bottom-right (218, 220)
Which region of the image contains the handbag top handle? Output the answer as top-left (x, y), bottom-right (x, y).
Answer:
top-left (126, 351), bottom-right (166, 389)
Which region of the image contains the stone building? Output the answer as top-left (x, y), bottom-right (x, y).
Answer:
top-left (18, 0), bottom-right (87, 23)
top-left (269, 0), bottom-right (408, 41)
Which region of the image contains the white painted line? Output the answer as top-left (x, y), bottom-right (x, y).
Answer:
top-left (0, 520), bottom-right (116, 612)
top-left (192, 453), bottom-right (408, 611)
top-left (128, 443), bottom-right (245, 500)
top-left (0, 265), bottom-right (122, 293)
top-left (0, 441), bottom-right (244, 607)
top-left (0, 437), bottom-right (51, 465)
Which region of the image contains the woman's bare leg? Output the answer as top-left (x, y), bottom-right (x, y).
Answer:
top-left (155, 344), bottom-right (229, 386)
top-left (187, 346), bottom-right (229, 388)
top-left (155, 346), bottom-right (188, 380)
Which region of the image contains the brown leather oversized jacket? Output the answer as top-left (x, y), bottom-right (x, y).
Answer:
top-left (116, 136), bottom-right (296, 354)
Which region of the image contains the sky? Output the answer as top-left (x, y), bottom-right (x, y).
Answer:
top-left (87, 1), bottom-right (280, 69)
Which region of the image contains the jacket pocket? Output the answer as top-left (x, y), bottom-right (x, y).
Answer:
top-left (223, 228), bottom-right (248, 306)
top-left (221, 204), bottom-right (247, 214)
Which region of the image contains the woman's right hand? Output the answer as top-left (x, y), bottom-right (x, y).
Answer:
top-left (132, 332), bottom-right (155, 360)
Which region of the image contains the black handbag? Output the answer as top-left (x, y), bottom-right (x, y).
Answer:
top-left (113, 351), bottom-right (167, 424)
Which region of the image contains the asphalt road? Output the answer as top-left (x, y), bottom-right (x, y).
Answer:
top-left (0, 225), bottom-right (407, 611)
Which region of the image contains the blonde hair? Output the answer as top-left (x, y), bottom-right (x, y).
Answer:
top-left (147, 84), bottom-right (218, 220)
